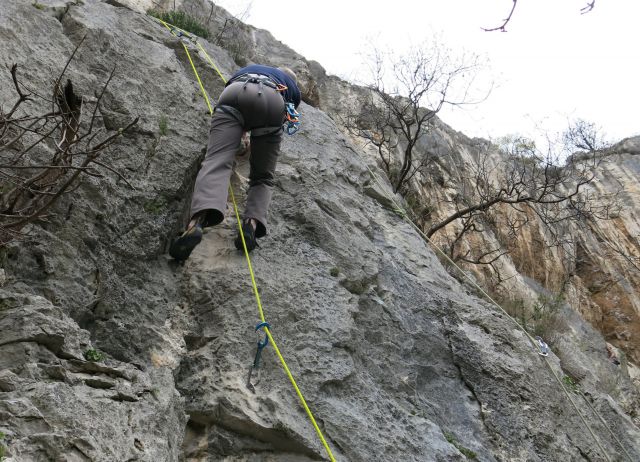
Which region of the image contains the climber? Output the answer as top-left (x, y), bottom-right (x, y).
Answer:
top-left (169, 64), bottom-right (301, 261)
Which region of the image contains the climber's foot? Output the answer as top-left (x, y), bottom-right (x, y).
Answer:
top-left (169, 222), bottom-right (203, 261)
top-left (234, 219), bottom-right (258, 253)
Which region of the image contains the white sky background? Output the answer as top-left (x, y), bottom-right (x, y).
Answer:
top-left (213, 0), bottom-right (640, 146)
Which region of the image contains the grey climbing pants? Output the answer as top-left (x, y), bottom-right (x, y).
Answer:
top-left (190, 80), bottom-right (286, 238)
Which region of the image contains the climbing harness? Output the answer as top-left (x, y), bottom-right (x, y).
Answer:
top-left (251, 126), bottom-right (283, 138)
top-left (246, 322), bottom-right (271, 393)
top-left (535, 336), bottom-right (549, 357)
top-left (227, 73), bottom-right (301, 135)
top-left (214, 104), bottom-right (245, 126)
top-left (154, 17), bottom-right (335, 462)
top-left (229, 72), bottom-right (281, 91)
top-left (216, 103), bottom-right (288, 138)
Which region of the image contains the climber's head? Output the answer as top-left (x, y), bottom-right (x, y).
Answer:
top-left (279, 66), bottom-right (297, 84)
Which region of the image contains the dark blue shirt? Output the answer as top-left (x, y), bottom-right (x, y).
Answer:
top-left (230, 64), bottom-right (301, 108)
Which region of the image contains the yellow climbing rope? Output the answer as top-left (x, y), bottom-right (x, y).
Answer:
top-left (157, 18), bottom-right (337, 461)
top-left (158, 20), bottom-right (213, 113)
top-left (230, 187), bottom-right (337, 462)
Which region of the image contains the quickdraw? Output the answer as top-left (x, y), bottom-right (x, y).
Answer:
top-left (246, 321), bottom-right (271, 393)
top-left (535, 336), bottom-right (550, 357)
top-left (168, 25), bottom-right (197, 45)
top-left (285, 102), bottom-right (300, 135)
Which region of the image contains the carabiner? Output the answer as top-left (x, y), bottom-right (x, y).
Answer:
top-left (255, 321), bottom-right (270, 349)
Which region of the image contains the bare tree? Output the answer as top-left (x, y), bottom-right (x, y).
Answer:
top-left (347, 44), bottom-right (622, 281)
top-left (426, 120), bottom-right (621, 269)
top-left (204, 1), bottom-right (254, 65)
top-left (348, 42), bottom-right (485, 194)
top-left (483, 0), bottom-right (596, 32)
top-left (0, 40), bottom-right (137, 246)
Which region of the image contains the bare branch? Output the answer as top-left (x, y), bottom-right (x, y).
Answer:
top-left (356, 42), bottom-right (483, 193)
top-left (581, 1), bottom-right (596, 14)
top-left (88, 65), bottom-right (116, 135)
top-left (91, 158), bottom-right (137, 190)
top-left (1, 50), bottom-right (137, 246)
top-left (482, 0), bottom-right (518, 32)
top-left (484, 0), bottom-right (595, 32)
top-left (4, 64), bottom-right (32, 119)
top-left (421, 122), bottom-right (629, 277)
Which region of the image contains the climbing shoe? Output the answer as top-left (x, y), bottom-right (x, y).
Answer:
top-left (169, 223), bottom-right (203, 261)
top-left (234, 221), bottom-right (258, 252)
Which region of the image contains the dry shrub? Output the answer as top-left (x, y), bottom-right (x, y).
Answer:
top-left (0, 37), bottom-right (137, 246)
top-left (500, 294), bottom-right (569, 346)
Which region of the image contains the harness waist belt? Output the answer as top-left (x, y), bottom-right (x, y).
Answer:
top-left (228, 73), bottom-right (279, 90)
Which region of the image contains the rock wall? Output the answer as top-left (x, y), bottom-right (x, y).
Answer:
top-left (1, 1), bottom-right (640, 461)
top-left (375, 123), bottom-right (640, 365)
top-left (565, 139), bottom-right (640, 362)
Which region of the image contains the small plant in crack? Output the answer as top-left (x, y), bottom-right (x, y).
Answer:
top-left (147, 9), bottom-right (210, 38)
top-left (0, 430), bottom-right (7, 460)
top-left (562, 375), bottom-right (580, 394)
top-left (159, 114), bottom-right (168, 136)
top-left (84, 348), bottom-right (105, 362)
top-left (444, 431), bottom-right (478, 460)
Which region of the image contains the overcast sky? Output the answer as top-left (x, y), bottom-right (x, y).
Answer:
top-left (214, 0), bottom-right (639, 146)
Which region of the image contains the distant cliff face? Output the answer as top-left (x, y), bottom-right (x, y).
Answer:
top-left (1, 1), bottom-right (640, 461)
top-left (563, 140), bottom-right (640, 362)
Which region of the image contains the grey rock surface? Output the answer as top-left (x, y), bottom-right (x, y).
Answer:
top-left (0, 290), bottom-right (185, 461)
top-left (1, 1), bottom-right (640, 461)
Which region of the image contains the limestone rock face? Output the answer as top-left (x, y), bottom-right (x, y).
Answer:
top-left (0, 290), bottom-right (185, 461)
top-left (568, 139), bottom-right (640, 361)
top-left (1, 1), bottom-right (640, 461)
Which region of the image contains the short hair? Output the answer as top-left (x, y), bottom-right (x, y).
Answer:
top-left (278, 67), bottom-right (297, 84)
